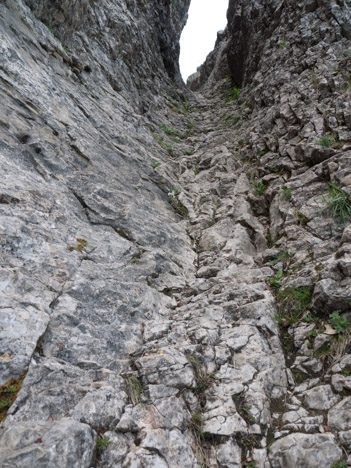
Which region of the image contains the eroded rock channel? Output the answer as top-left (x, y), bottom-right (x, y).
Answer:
top-left (0, 0), bottom-right (351, 467)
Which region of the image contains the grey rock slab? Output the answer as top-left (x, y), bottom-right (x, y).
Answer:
top-left (302, 384), bottom-right (341, 411)
top-left (6, 357), bottom-right (127, 427)
top-left (339, 430), bottom-right (351, 450)
top-left (216, 438), bottom-right (241, 468)
top-left (140, 428), bottom-right (196, 467)
top-left (97, 431), bottom-right (133, 467)
top-left (136, 350), bottom-right (195, 388)
top-left (0, 418), bottom-right (95, 468)
top-left (269, 433), bottom-right (343, 468)
top-left (331, 374), bottom-right (351, 393)
top-left (328, 396), bottom-right (351, 431)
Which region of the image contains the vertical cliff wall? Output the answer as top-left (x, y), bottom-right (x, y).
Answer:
top-left (1, 0), bottom-right (351, 467)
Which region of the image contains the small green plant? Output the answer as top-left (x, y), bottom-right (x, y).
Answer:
top-left (0, 375), bottom-right (26, 422)
top-left (68, 238), bottom-right (88, 253)
top-left (152, 162), bottom-right (161, 168)
top-left (168, 189), bottom-right (188, 217)
top-left (269, 270), bottom-right (283, 289)
top-left (269, 251), bottom-right (293, 268)
top-left (253, 179), bottom-right (267, 196)
top-left (283, 188), bottom-right (292, 200)
top-left (166, 145), bottom-right (174, 153)
top-left (238, 405), bottom-right (256, 424)
top-left (278, 41), bottom-right (286, 49)
top-left (185, 149), bottom-right (194, 156)
top-left (318, 133), bottom-right (336, 148)
top-left (331, 461), bottom-right (347, 468)
top-left (194, 169), bottom-right (200, 175)
top-left (3, 386), bottom-right (17, 393)
top-left (96, 435), bottom-right (112, 453)
top-left (130, 257), bottom-right (140, 265)
top-left (186, 353), bottom-right (213, 393)
top-left (228, 87), bottom-right (241, 102)
top-left (188, 412), bottom-right (204, 440)
top-left (223, 86), bottom-right (241, 102)
top-left (343, 369), bottom-right (351, 376)
top-left (160, 123), bottom-right (185, 140)
top-left (329, 311), bottom-right (350, 334)
top-left (0, 398), bottom-right (11, 410)
top-left (304, 310), bottom-right (322, 324)
top-left (322, 182), bottom-right (351, 224)
top-left (306, 329), bottom-right (318, 338)
top-left (124, 375), bottom-right (143, 405)
top-left (277, 286), bottom-right (313, 324)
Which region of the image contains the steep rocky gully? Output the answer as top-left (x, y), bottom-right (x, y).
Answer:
top-left (0, 0), bottom-right (351, 467)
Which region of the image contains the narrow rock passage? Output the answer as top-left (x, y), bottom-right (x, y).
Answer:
top-left (93, 87), bottom-right (288, 468)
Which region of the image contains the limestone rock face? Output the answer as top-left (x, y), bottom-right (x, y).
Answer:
top-left (1, 0), bottom-right (351, 466)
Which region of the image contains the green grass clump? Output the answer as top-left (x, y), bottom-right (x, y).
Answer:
top-left (0, 398), bottom-right (11, 410)
top-left (152, 162), bottom-right (160, 168)
top-left (319, 133), bottom-right (336, 147)
top-left (226, 87), bottom-right (241, 102)
top-left (332, 461), bottom-right (347, 468)
top-left (276, 286), bottom-right (313, 324)
top-left (96, 435), bottom-right (112, 453)
top-left (269, 270), bottom-right (283, 289)
top-left (160, 123), bottom-right (185, 140)
top-left (329, 311), bottom-right (350, 334)
top-left (188, 412), bottom-right (204, 440)
top-left (283, 188), bottom-right (292, 200)
top-left (0, 375), bottom-right (26, 422)
top-left (124, 375), bottom-right (143, 405)
top-left (269, 251), bottom-right (293, 268)
top-left (186, 353), bottom-right (213, 392)
top-left (253, 179), bottom-right (267, 196)
top-left (323, 182), bottom-right (351, 224)
top-left (168, 189), bottom-right (188, 218)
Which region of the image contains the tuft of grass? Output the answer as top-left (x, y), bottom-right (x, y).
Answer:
top-left (276, 286), bottom-right (313, 325)
top-left (223, 86), bottom-right (241, 103)
top-left (253, 179), bottom-right (267, 197)
top-left (0, 398), bottom-right (12, 410)
top-left (329, 311), bottom-right (350, 334)
top-left (283, 187), bottom-right (292, 201)
top-left (152, 162), bottom-right (161, 168)
top-left (322, 182), bottom-right (351, 224)
top-left (188, 412), bottom-right (204, 440)
top-left (0, 374), bottom-right (26, 422)
top-left (332, 461), bottom-right (347, 468)
top-left (269, 270), bottom-right (283, 289)
top-left (186, 353), bottom-right (213, 393)
top-left (318, 133), bottom-right (336, 148)
top-left (269, 251), bottom-right (294, 269)
top-left (124, 375), bottom-right (143, 405)
top-left (277, 41), bottom-right (286, 49)
top-left (96, 435), bottom-right (112, 453)
top-left (160, 123), bottom-right (185, 140)
top-left (68, 238), bottom-right (88, 253)
top-left (168, 189), bottom-right (188, 218)
top-left (187, 412), bottom-right (210, 467)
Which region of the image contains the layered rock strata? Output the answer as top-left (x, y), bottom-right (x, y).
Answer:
top-left (0, 0), bottom-right (351, 467)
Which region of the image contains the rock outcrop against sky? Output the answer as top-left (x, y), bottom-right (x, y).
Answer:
top-left (0, 0), bottom-right (351, 467)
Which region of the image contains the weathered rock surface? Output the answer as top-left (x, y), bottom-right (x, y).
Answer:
top-left (1, 0), bottom-right (351, 466)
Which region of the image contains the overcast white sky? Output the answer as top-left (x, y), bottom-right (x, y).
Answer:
top-left (179, 0), bottom-right (228, 81)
